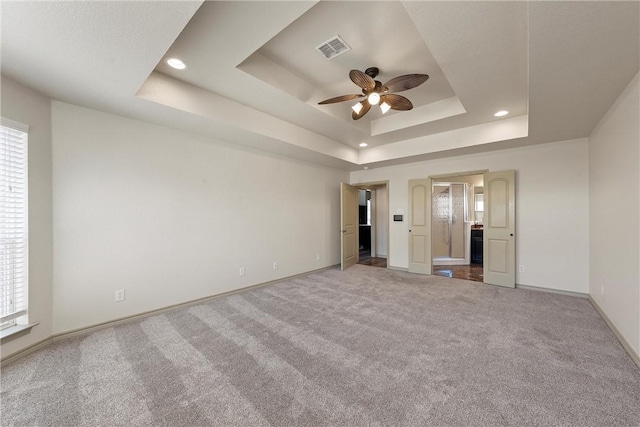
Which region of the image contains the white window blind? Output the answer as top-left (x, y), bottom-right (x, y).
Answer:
top-left (0, 121), bottom-right (28, 328)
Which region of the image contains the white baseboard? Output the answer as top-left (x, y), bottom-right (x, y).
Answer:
top-left (6, 266), bottom-right (637, 374)
top-left (1, 336), bottom-right (53, 366)
top-left (516, 283), bottom-right (588, 299)
top-left (387, 265), bottom-right (409, 272)
top-left (588, 295), bottom-right (640, 370)
top-left (1, 264), bottom-right (340, 366)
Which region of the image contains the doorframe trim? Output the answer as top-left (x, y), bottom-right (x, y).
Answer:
top-left (351, 180), bottom-right (390, 269)
top-left (429, 169), bottom-right (489, 180)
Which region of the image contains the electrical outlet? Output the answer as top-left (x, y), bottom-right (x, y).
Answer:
top-left (316, 254), bottom-right (321, 261)
top-left (273, 261), bottom-right (278, 270)
top-left (518, 265), bottom-right (525, 273)
top-left (115, 289), bottom-right (125, 302)
top-left (239, 267), bottom-right (245, 276)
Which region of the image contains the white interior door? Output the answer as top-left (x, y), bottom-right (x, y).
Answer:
top-left (408, 179), bottom-right (432, 274)
top-left (341, 183), bottom-right (358, 270)
top-left (483, 170), bottom-right (516, 287)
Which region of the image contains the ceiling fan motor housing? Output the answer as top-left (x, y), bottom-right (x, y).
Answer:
top-left (365, 67), bottom-right (379, 78)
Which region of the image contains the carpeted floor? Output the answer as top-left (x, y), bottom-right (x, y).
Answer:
top-left (2, 265), bottom-right (639, 426)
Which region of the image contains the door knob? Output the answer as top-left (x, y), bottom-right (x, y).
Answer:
top-left (342, 229), bottom-right (346, 233)
top-left (510, 233), bottom-right (514, 236)
top-left (409, 229), bottom-right (412, 232)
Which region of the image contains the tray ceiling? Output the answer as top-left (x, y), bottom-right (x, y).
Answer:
top-left (2, 1), bottom-right (638, 170)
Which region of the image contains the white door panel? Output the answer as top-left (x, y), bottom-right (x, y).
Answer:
top-left (341, 183), bottom-right (358, 270)
top-left (408, 179), bottom-right (432, 274)
top-left (483, 170), bottom-right (515, 287)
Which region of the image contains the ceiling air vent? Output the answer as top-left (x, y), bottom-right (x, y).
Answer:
top-left (315, 35), bottom-right (351, 60)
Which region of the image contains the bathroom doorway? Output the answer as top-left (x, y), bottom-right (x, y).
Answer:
top-left (431, 173), bottom-right (484, 282)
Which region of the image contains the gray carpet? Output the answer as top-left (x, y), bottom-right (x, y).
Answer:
top-left (2, 265), bottom-right (639, 426)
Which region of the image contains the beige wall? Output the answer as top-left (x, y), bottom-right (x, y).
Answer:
top-left (0, 76), bottom-right (53, 358)
top-left (351, 138), bottom-right (590, 294)
top-left (588, 72), bottom-right (639, 357)
top-left (3, 72), bottom-right (636, 362)
top-left (51, 101), bottom-right (347, 334)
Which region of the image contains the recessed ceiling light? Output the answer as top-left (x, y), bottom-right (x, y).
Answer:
top-left (494, 110), bottom-right (509, 117)
top-left (166, 58), bottom-right (186, 70)
top-left (359, 143), bottom-right (368, 147)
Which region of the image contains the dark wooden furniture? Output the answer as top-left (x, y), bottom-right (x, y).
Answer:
top-left (470, 229), bottom-right (483, 264)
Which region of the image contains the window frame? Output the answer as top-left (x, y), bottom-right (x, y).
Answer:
top-left (0, 118), bottom-right (29, 333)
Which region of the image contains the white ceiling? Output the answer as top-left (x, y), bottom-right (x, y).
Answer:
top-left (2, 1), bottom-right (638, 171)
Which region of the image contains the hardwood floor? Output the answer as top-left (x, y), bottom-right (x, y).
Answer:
top-left (358, 255), bottom-right (387, 268)
top-left (432, 264), bottom-right (483, 282)
top-left (358, 248), bottom-right (479, 278)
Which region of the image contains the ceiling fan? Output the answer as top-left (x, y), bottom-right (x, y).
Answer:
top-left (318, 67), bottom-right (429, 120)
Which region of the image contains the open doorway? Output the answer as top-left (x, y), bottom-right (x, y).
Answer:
top-left (352, 183), bottom-right (389, 269)
top-left (431, 173), bottom-right (484, 282)
top-left (408, 170), bottom-right (515, 287)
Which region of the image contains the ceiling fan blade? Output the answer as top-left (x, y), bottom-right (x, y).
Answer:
top-left (383, 74), bottom-right (429, 93)
top-left (349, 69), bottom-right (376, 91)
top-left (318, 94), bottom-right (364, 105)
top-left (382, 94), bottom-right (413, 111)
top-left (352, 100), bottom-right (372, 120)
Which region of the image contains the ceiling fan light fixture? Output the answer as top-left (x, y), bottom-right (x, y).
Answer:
top-left (318, 68), bottom-right (429, 120)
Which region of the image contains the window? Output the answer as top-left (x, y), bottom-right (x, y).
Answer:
top-left (0, 120), bottom-right (28, 331)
